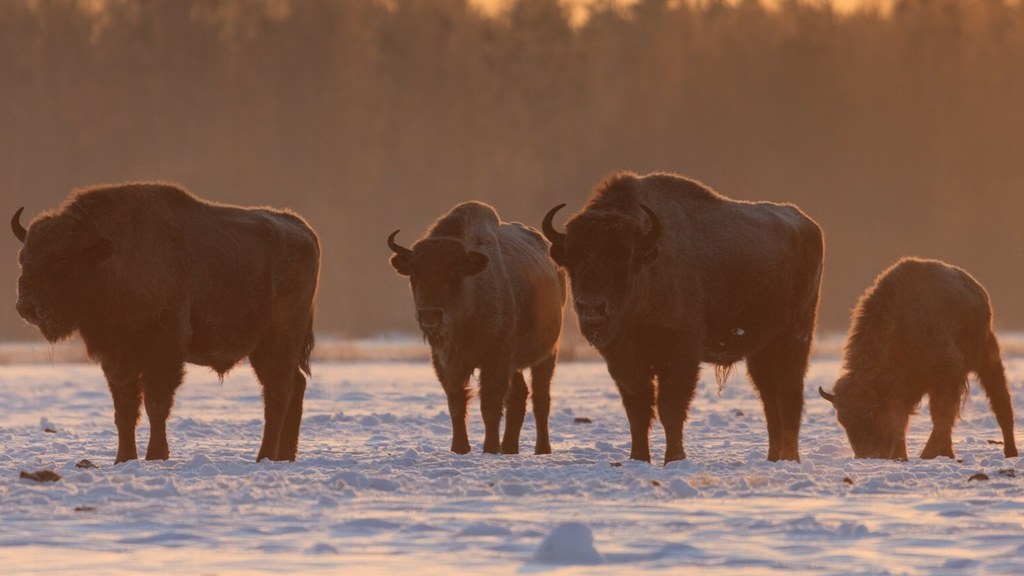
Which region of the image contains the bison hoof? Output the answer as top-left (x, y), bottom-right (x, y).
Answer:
top-left (663, 450), bottom-right (686, 465)
top-left (534, 443), bottom-right (551, 455)
top-left (450, 442), bottom-right (471, 455)
top-left (768, 450), bottom-right (800, 462)
top-left (920, 448), bottom-right (954, 460)
top-left (501, 445), bottom-right (520, 455)
top-left (628, 451), bottom-right (651, 463)
top-left (256, 453), bottom-right (296, 463)
top-left (1005, 446), bottom-right (1019, 458)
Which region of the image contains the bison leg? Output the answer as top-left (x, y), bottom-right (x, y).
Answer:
top-left (140, 361), bottom-right (184, 461)
top-left (501, 371), bottom-right (529, 454)
top-left (529, 353), bottom-right (556, 455)
top-left (251, 347), bottom-right (302, 462)
top-left (975, 332), bottom-right (1018, 458)
top-left (921, 383), bottom-right (961, 460)
top-left (275, 369), bottom-right (307, 461)
top-left (439, 365), bottom-right (474, 454)
top-left (620, 385), bottom-right (655, 462)
top-left (605, 337), bottom-right (655, 462)
top-left (653, 349), bottom-right (700, 464)
top-left (609, 370), bottom-right (655, 463)
top-left (104, 365), bottom-right (142, 464)
top-left (479, 362), bottom-right (512, 454)
top-left (746, 332), bottom-right (810, 462)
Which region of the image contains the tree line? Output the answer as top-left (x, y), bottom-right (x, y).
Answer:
top-left (3, 0), bottom-right (1023, 342)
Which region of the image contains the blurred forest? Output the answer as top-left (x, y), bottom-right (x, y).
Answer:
top-left (2, 0), bottom-right (1024, 344)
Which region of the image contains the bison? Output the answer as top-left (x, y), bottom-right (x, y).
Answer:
top-left (818, 258), bottom-right (1018, 460)
top-left (12, 182), bottom-right (320, 463)
top-left (388, 201), bottom-right (566, 455)
top-left (542, 172), bottom-right (823, 463)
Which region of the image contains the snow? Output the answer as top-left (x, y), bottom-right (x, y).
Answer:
top-left (530, 522), bottom-right (604, 565)
top-left (2, 352), bottom-right (1024, 574)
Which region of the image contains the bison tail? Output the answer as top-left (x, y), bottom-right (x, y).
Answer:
top-left (299, 316), bottom-right (315, 377)
top-left (974, 330), bottom-right (1004, 381)
top-left (974, 329), bottom-right (1017, 454)
top-left (971, 332), bottom-right (1005, 409)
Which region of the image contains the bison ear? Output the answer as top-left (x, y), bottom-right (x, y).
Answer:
top-left (390, 254), bottom-right (412, 276)
top-left (549, 244), bottom-right (567, 267)
top-left (83, 237), bottom-right (113, 264)
top-left (463, 251), bottom-right (488, 276)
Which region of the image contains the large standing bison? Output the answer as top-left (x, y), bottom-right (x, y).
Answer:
top-left (819, 258), bottom-right (1017, 460)
top-left (12, 182), bottom-right (320, 463)
top-left (388, 201), bottom-right (566, 455)
top-left (542, 172), bottom-right (823, 463)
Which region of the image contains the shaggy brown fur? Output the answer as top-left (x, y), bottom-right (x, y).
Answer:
top-left (12, 182), bottom-right (320, 463)
top-left (820, 258), bottom-right (1017, 460)
top-left (389, 201), bottom-right (566, 455)
top-left (543, 172), bottom-right (823, 463)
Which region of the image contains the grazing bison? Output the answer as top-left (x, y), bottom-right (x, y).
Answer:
top-left (819, 258), bottom-right (1017, 460)
top-left (12, 182), bottom-right (320, 463)
top-left (388, 201), bottom-right (566, 455)
top-left (542, 172), bottom-right (823, 463)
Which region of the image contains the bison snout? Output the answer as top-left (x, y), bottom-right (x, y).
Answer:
top-left (16, 297), bottom-right (40, 324)
top-left (575, 297), bottom-right (610, 321)
top-left (416, 308), bottom-right (445, 329)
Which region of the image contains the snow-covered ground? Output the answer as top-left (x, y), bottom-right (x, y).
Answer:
top-left (2, 349), bottom-right (1023, 574)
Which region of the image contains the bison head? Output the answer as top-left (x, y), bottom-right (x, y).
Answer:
top-left (388, 230), bottom-right (488, 343)
top-left (12, 204), bottom-right (114, 342)
top-left (819, 382), bottom-right (907, 460)
top-left (542, 203), bottom-right (660, 349)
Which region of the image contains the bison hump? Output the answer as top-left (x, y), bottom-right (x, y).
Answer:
top-left (428, 201), bottom-right (500, 241)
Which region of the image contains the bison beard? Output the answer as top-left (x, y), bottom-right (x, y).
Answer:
top-left (543, 172), bottom-right (824, 464)
top-left (12, 183), bottom-right (320, 464)
top-left (820, 258), bottom-right (1018, 460)
top-left (389, 201), bottom-right (566, 455)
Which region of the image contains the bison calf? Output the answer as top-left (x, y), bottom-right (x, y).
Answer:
top-left (820, 258), bottom-right (1017, 460)
top-left (12, 183), bottom-right (320, 463)
top-left (388, 201), bottom-right (566, 455)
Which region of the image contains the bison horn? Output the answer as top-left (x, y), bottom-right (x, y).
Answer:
top-left (387, 230), bottom-right (412, 258)
top-left (542, 204), bottom-right (567, 246)
top-left (11, 207), bottom-right (27, 244)
top-left (818, 386), bottom-right (836, 404)
top-left (636, 204), bottom-right (662, 250)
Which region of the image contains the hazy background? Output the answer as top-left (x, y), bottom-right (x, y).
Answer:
top-left (3, 0), bottom-right (1023, 344)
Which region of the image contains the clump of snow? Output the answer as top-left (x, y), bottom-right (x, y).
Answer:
top-left (306, 542), bottom-right (339, 555)
top-left (668, 478), bottom-right (699, 497)
top-left (530, 522), bottom-right (604, 565)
